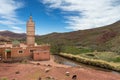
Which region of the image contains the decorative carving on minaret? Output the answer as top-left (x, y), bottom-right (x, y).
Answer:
top-left (26, 16), bottom-right (35, 46)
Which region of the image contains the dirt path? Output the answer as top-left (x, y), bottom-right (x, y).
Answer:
top-left (0, 56), bottom-right (120, 80)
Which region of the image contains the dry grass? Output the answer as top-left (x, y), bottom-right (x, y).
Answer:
top-left (0, 77), bottom-right (8, 80)
top-left (80, 52), bottom-right (120, 62)
top-left (59, 53), bottom-right (120, 72)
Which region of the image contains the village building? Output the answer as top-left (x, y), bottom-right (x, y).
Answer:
top-left (0, 16), bottom-right (50, 61)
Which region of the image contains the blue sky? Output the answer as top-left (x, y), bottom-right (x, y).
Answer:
top-left (0, 0), bottom-right (120, 35)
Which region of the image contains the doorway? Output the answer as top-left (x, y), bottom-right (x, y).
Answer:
top-left (7, 52), bottom-right (11, 59)
top-left (5, 49), bottom-right (11, 59)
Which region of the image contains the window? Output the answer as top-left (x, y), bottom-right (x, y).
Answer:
top-left (18, 50), bottom-right (23, 54)
top-left (30, 50), bottom-right (34, 53)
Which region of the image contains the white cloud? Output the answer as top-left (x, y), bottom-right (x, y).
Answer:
top-left (11, 26), bottom-right (22, 30)
top-left (41, 0), bottom-right (120, 30)
top-left (11, 29), bottom-right (24, 33)
top-left (9, 26), bottom-right (24, 33)
top-left (0, 0), bottom-right (25, 32)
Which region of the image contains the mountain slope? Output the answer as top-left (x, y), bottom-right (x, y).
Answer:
top-left (0, 21), bottom-right (120, 52)
top-left (0, 30), bottom-right (26, 41)
top-left (37, 21), bottom-right (120, 52)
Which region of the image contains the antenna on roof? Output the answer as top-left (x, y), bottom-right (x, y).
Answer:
top-left (29, 12), bottom-right (32, 20)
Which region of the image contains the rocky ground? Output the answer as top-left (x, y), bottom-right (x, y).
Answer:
top-left (0, 56), bottom-right (120, 80)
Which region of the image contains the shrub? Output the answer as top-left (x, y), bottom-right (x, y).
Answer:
top-left (0, 77), bottom-right (8, 80)
top-left (62, 46), bottom-right (93, 55)
top-left (86, 53), bottom-right (95, 57)
top-left (111, 56), bottom-right (120, 62)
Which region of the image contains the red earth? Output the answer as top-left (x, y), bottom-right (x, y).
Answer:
top-left (0, 56), bottom-right (120, 80)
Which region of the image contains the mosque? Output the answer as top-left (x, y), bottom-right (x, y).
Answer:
top-left (0, 16), bottom-right (50, 61)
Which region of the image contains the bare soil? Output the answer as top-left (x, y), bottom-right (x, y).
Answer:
top-left (0, 56), bottom-right (120, 80)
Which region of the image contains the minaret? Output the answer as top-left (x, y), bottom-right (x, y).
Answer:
top-left (26, 16), bottom-right (35, 46)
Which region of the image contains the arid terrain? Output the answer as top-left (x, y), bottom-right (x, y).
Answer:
top-left (0, 56), bottom-right (120, 80)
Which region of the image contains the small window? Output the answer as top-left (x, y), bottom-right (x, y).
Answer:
top-left (30, 50), bottom-right (34, 53)
top-left (19, 50), bottom-right (23, 54)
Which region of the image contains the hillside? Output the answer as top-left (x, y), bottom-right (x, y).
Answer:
top-left (37, 21), bottom-right (120, 52)
top-left (0, 21), bottom-right (120, 52)
top-left (0, 30), bottom-right (26, 41)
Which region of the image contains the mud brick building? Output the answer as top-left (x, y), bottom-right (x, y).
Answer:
top-left (0, 16), bottom-right (50, 61)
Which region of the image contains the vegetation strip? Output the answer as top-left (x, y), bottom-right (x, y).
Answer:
top-left (59, 53), bottom-right (120, 72)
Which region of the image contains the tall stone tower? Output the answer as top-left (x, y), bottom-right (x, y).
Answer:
top-left (26, 16), bottom-right (35, 46)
